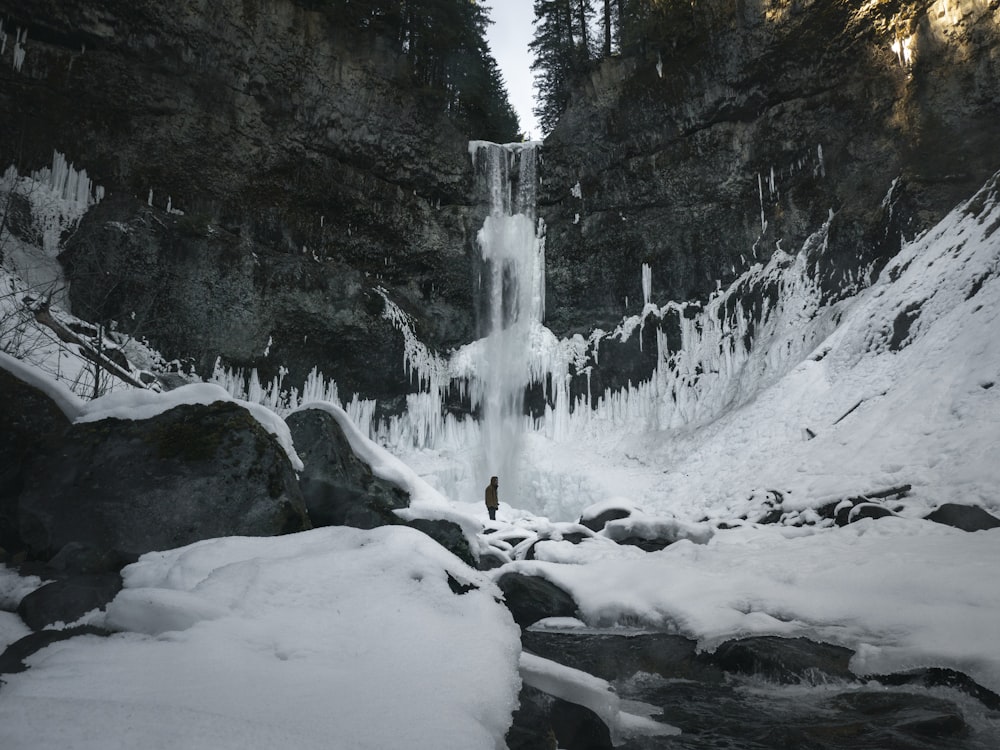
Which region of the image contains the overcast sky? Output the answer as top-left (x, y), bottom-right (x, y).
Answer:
top-left (485, 1), bottom-right (541, 140)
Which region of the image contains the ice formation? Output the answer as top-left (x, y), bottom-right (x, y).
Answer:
top-left (519, 652), bottom-right (680, 741)
top-left (471, 142), bottom-right (546, 501)
top-left (0, 150), bottom-right (104, 256)
top-left (212, 142), bottom-right (864, 513)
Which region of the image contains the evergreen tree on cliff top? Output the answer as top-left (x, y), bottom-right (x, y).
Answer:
top-left (530, 0), bottom-right (596, 135)
top-left (531, 0), bottom-right (693, 134)
top-left (320, 0), bottom-right (520, 141)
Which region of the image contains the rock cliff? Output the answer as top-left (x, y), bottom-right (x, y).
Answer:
top-left (540, 0), bottom-right (1000, 337)
top-left (0, 0), bottom-right (483, 412)
top-left (3, 0), bottom-right (999, 415)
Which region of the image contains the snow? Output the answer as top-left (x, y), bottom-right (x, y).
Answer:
top-left (0, 611), bottom-right (30, 653)
top-left (519, 651), bottom-right (680, 741)
top-left (0, 527), bottom-right (521, 750)
top-left (77, 383), bottom-right (304, 472)
top-left (2, 141), bottom-right (1000, 744)
top-left (0, 151), bottom-right (103, 307)
top-left (373, 169), bottom-right (1000, 530)
top-left (0, 350), bottom-right (83, 419)
top-left (0, 567), bottom-right (47, 613)
top-left (382, 168), bottom-right (1000, 713)
top-left (510, 519), bottom-right (1000, 693)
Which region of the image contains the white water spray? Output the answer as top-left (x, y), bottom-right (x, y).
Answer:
top-left (472, 142), bottom-right (545, 506)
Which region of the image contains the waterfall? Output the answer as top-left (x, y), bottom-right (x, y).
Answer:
top-left (471, 141), bottom-right (545, 507)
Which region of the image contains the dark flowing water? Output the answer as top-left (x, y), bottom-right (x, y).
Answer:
top-left (515, 630), bottom-right (1000, 749)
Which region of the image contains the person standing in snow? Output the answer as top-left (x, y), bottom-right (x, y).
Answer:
top-left (484, 476), bottom-right (499, 521)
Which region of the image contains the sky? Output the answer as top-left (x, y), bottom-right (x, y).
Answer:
top-left (485, 0), bottom-right (541, 140)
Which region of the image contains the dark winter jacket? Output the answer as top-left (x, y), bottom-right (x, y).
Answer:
top-left (485, 477), bottom-right (499, 509)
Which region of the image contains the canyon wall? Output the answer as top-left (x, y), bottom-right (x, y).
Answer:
top-left (2, 0), bottom-right (999, 413)
top-left (0, 0), bottom-right (483, 412)
top-left (540, 0), bottom-right (1000, 338)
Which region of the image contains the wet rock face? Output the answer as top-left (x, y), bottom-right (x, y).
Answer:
top-left (539, 0), bottom-right (1000, 337)
top-left (0, 0), bottom-right (479, 407)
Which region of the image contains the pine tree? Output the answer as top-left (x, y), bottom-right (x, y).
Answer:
top-left (530, 0), bottom-right (594, 134)
top-left (318, 0), bottom-right (520, 140)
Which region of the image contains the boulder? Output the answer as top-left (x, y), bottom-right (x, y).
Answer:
top-left (505, 684), bottom-right (557, 750)
top-left (406, 518), bottom-right (475, 568)
top-left (476, 547), bottom-right (511, 572)
top-left (506, 669), bottom-right (611, 750)
top-left (46, 542), bottom-right (124, 575)
top-left (847, 503), bottom-right (896, 524)
top-left (16, 574), bottom-right (123, 631)
top-left (0, 626), bottom-right (110, 677)
top-left (18, 400), bottom-right (309, 565)
top-left (579, 507), bottom-right (632, 533)
top-left (285, 407), bottom-right (409, 530)
top-left (706, 637), bottom-right (855, 685)
top-left (496, 572), bottom-right (578, 630)
top-left (924, 504), bottom-right (1000, 532)
top-left (602, 516), bottom-right (713, 550)
top-left (0, 367), bottom-right (72, 555)
top-left (872, 667), bottom-right (1000, 711)
top-left (549, 698), bottom-right (613, 750)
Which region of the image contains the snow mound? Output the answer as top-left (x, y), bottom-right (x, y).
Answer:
top-left (0, 526), bottom-right (521, 750)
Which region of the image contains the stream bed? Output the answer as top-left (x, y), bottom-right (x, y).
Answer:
top-left (511, 630), bottom-right (1000, 749)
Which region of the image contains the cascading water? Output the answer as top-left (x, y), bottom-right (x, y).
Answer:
top-left (471, 141), bottom-right (545, 507)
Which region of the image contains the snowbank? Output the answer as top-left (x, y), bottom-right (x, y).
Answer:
top-left (79, 383), bottom-right (304, 471)
top-left (0, 350), bottom-right (83, 420)
top-left (0, 526), bottom-right (522, 750)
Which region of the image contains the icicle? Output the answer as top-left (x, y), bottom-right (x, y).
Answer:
top-left (757, 173), bottom-right (766, 231)
top-left (12, 27), bottom-right (26, 72)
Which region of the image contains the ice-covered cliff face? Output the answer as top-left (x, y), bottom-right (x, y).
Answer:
top-left (3, 0), bottom-right (998, 417)
top-left (0, 0), bottom-right (479, 411)
top-left (540, 0), bottom-right (1000, 345)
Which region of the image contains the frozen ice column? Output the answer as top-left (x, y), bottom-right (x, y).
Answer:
top-left (470, 142), bottom-right (545, 506)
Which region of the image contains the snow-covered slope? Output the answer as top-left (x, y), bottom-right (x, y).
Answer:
top-left (391, 170), bottom-right (1000, 523)
top-left (0, 527), bottom-right (521, 750)
top-left (2, 151), bottom-right (998, 747)
top-left (601, 169), bottom-right (1000, 522)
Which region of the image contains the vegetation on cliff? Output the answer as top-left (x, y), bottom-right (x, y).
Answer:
top-left (312, 0), bottom-right (521, 141)
top-left (531, 0), bottom-right (689, 132)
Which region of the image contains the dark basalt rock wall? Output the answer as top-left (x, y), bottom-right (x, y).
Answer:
top-left (0, 0), bottom-right (483, 412)
top-left (4, 0), bottom-right (999, 414)
top-left (539, 0), bottom-right (1000, 337)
